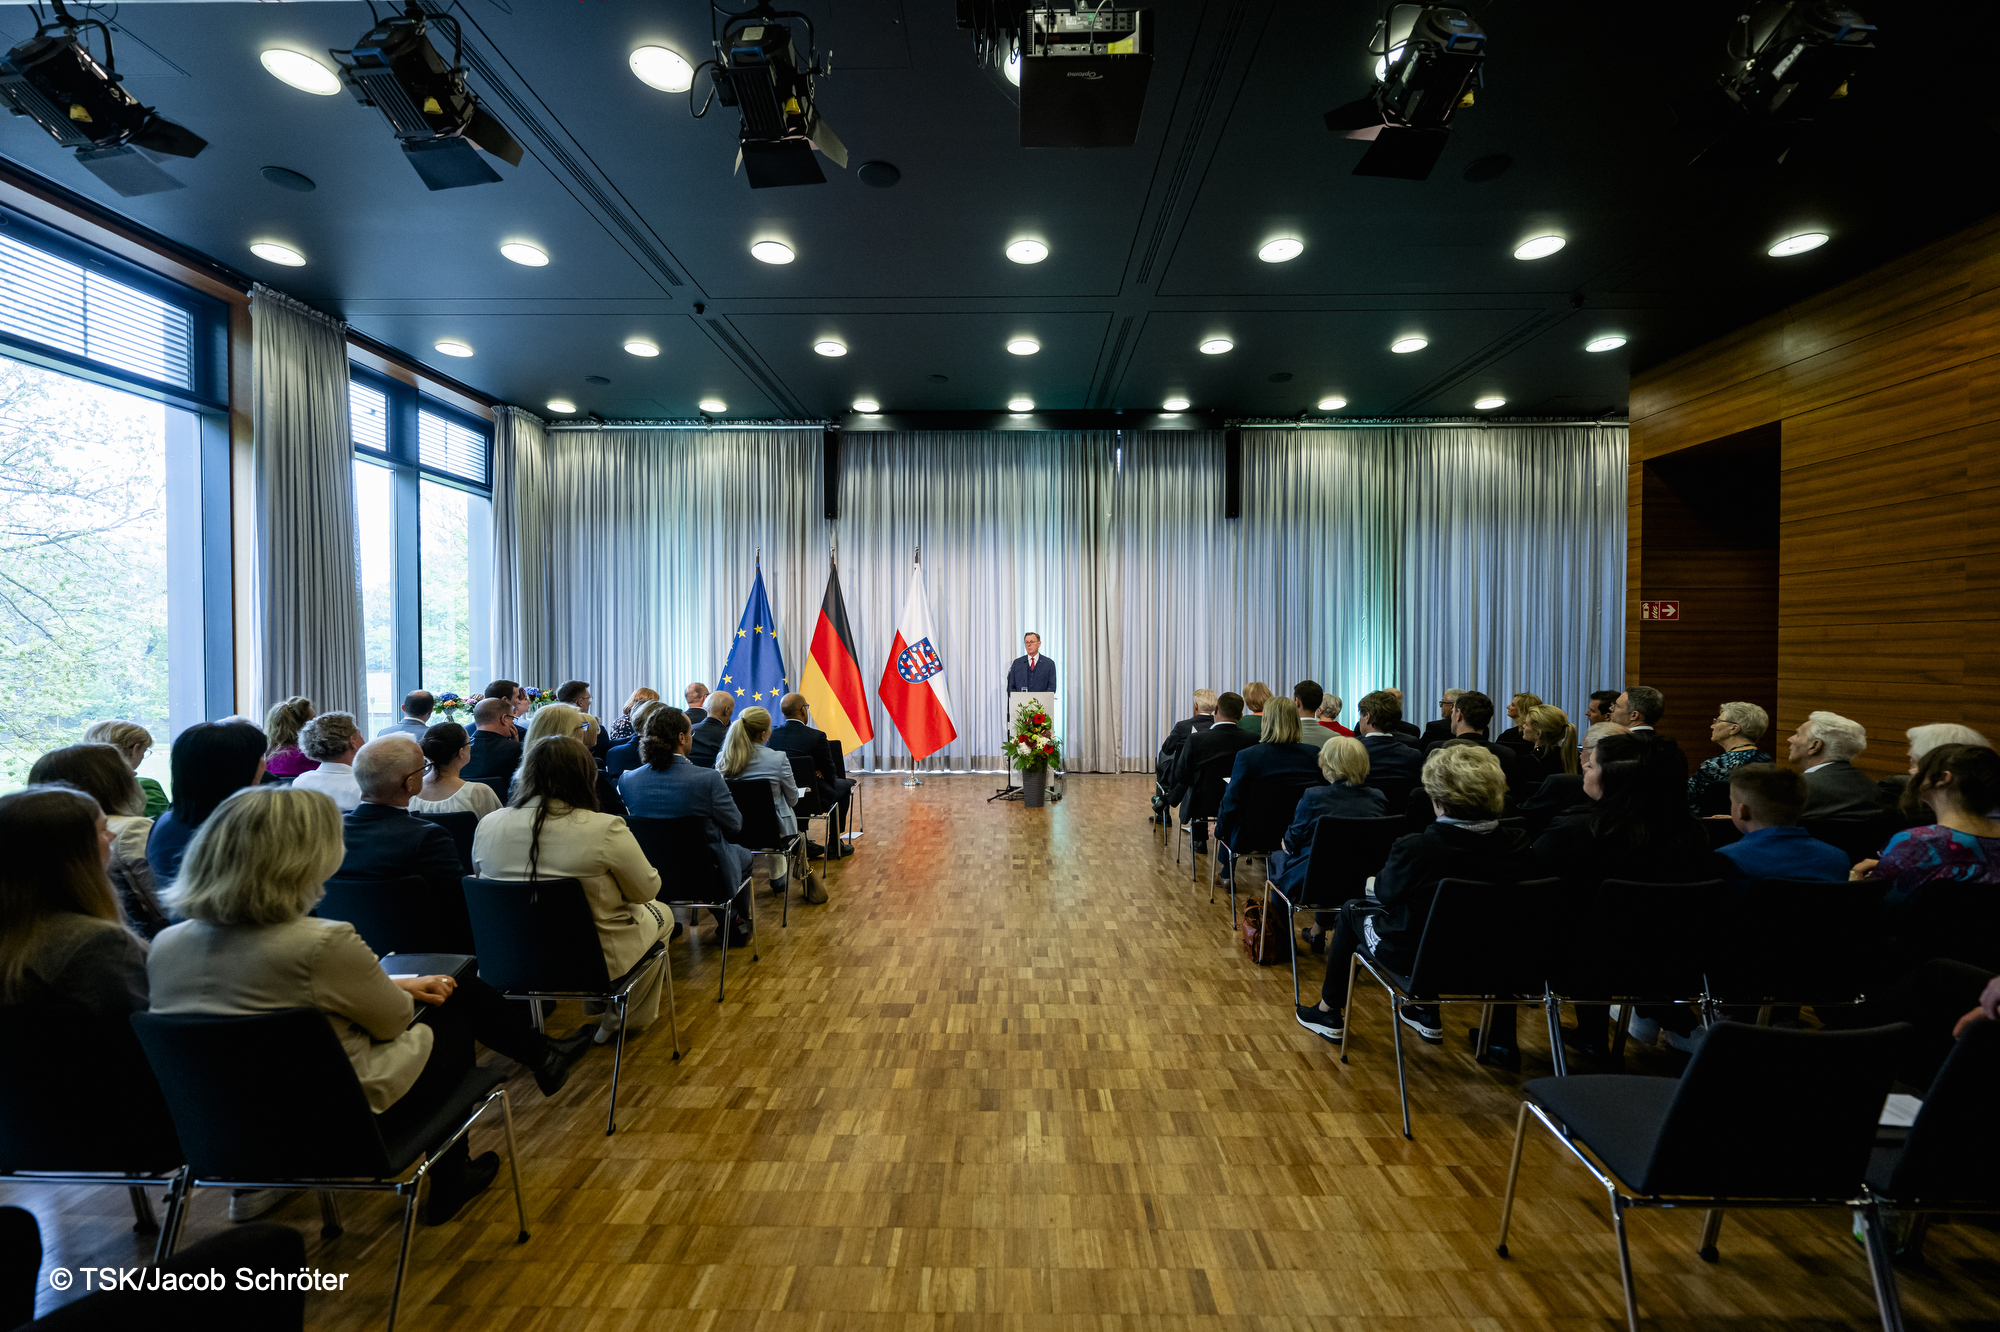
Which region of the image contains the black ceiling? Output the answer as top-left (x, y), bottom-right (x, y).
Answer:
top-left (13, 0), bottom-right (1994, 421)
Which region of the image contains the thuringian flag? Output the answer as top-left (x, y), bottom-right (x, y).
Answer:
top-left (717, 565), bottom-right (790, 711)
top-left (877, 555), bottom-right (957, 760)
top-left (800, 561), bottom-right (874, 749)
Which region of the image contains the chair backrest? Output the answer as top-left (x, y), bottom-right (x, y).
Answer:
top-left (724, 777), bottom-right (785, 850)
top-left (0, 1005), bottom-right (181, 1174)
top-left (317, 875), bottom-right (436, 958)
top-left (785, 752), bottom-right (830, 813)
top-left (1298, 815), bottom-right (1407, 907)
top-left (1886, 880), bottom-right (2000, 975)
top-left (1549, 878), bottom-right (1727, 1001)
top-left (627, 814), bottom-right (736, 905)
top-left (1226, 773), bottom-right (1327, 854)
top-left (1405, 878), bottom-right (1562, 998)
top-left (1701, 818), bottom-right (1743, 850)
top-left (827, 739), bottom-right (846, 773)
top-left (409, 809), bottom-right (478, 873)
top-left (1803, 811), bottom-right (1902, 864)
top-left (470, 774), bottom-right (512, 805)
top-left (1367, 775), bottom-right (1414, 810)
top-left (1704, 878), bottom-right (1879, 1005)
top-left (459, 875), bottom-right (612, 993)
top-left (130, 1008), bottom-right (392, 1180)
top-left (1635, 1020), bottom-right (1909, 1198)
top-left (1185, 751), bottom-right (1237, 820)
top-left (1885, 1015), bottom-right (2000, 1203)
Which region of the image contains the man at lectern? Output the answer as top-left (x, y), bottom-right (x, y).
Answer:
top-left (1006, 632), bottom-right (1057, 693)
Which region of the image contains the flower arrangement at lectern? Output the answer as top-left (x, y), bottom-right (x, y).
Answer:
top-left (1005, 699), bottom-right (1062, 772)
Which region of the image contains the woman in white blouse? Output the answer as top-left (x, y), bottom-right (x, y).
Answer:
top-left (716, 707), bottom-right (800, 889)
top-left (409, 723), bottom-right (502, 820)
top-left (473, 735), bottom-right (669, 1042)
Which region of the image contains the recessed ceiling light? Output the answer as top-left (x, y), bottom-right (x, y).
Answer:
top-left (434, 341), bottom-right (474, 358)
top-left (1317, 396), bottom-right (1347, 411)
top-left (1474, 395), bottom-right (1506, 410)
top-left (629, 45), bottom-right (694, 93)
top-left (1198, 338), bottom-right (1233, 355)
top-left (699, 398), bottom-right (726, 413)
top-left (1513, 235), bottom-right (1566, 260)
top-left (1006, 338), bottom-right (1040, 356)
top-left (1258, 237), bottom-right (1304, 263)
top-left (814, 340), bottom-right (847, 357)
top-left (624, 340), bottom-right (659, 357)
top-left (1007, 397), bottom-right (1034, 411)
top-left (852, 398), bottom-right (880, 413)
top-left (1584, 336), bottom-right (1628, 353)
top-left (248, 242), bottom-right (305, 267)
top-left (750, 240), bottom-right (795, 264)
top-left (260, 49), bottom-right (341, 96)
top-left (1005, 239), bottom-right (1049, 264)
top-left (1768, 232), bottom-right (1829, 256)
top-left (499, 242), bottom-right (548, 267)
top-left (1390, 337), bottom-right (1428, 353)
top-left (1162, 397), bottom-right (1191, 411)
top-left (546, 399), bottom-right (576, 414)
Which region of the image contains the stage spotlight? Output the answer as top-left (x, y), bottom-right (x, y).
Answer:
top-left (1680, 2), bottom-right (1874, 166)
top-left (698, 4), bottom-right (846, 189)
top-left (1324, 5), bottom-right (1486, 181)
top-left (0, 2), bottom-right (207, 197)
top-left (329, 2), bottom-right (525, 192)
top-left (960, 4), bottom-right (1154, 147)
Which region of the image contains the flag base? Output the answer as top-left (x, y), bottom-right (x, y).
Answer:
top-left (901, 775), bottom-right (925, 787)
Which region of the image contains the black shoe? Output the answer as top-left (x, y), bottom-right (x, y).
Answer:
top-left (1191, 839), bottom-right (1208, 854)
top-left (827, 842), bottom-right (852, 859)
top-left (670, 920), bottom-right (684, 940)
top-left (1468, 1028), bottom-right (1522, 1072)
top-left (1302, 930), bottom-right (1326, 956)
top-left (423, 1149), bottom-right (499, 1225)
top-left (1295, 1005), bottom-right (1344, 1043)
top-left (805, 840), bottom-right (827, 857)
top-left (1397, 1004), bottom-right (1444, 1045)
top-left (728, 913), bottom-right (754, 948)
top-left (531, 1029), bottom-right (596, 1097)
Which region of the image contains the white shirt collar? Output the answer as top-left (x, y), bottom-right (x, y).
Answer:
top-left (1435, 815), bottom-right (1500, 832)
top-left (1805, 760), bottom-right (1835, 773)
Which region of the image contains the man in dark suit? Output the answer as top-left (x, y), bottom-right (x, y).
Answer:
top-left (460, 697), bottom-right (522, 784)
top-left (1432, 691), bottom-right (1540, 795)
top-left (1153, 689), bottom-right (1219, 819)
top-left (771, 693), bottom-right (855, 860)
top-left (1354, 690), bottom-right (1423, 795)
top-left (1419, 688), bottom-right (1466, 748)
top-left (1382, 689), bottom-right (1422, 739)
top-left (684, 681), bottom-right (710, 725)
top-left (1005, 632), bottom-right (1057, 694)
top-left (1789, 709), bottom-right (1889, 818)
top-left (1583, 690), bottom-right (1620, 726)
top-left (689, 691), bottom-right (733, 768)
top-left (1167, 692), bottom-right (1256, 850)
top-left (339, 737), bottom-right (475, 952)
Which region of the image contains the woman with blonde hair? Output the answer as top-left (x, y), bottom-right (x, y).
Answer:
top-left (1497, 692), bottom-right (1543, 746)
top-left (261, 696), bottom-right (319, 779)
top-left (1212, 697), bottom-right (1324, 872)
top-left (1269, 736), bottom-right (1391, 952)
top-left (28, 744), bottom-right (168, 938)
top-left (524, 705), bottom-right (628, 817)
top-left (83, 720), bottom-right (168, 817)
top-left (149, 785), bottom-right (590, 1224)
top-left (1520, 703), bottom-right (1579, 780)
top-left (717, 706), bottom-right (801, 890)
top-left (0, 784), bottom-right (149, 1017)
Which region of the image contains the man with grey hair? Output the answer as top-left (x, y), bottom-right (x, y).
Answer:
top-left (1787, 710), bottom-right (1886, 819)
top-left (1154, 689), bottom-right (1220, 820)
top-left (685, 681), bottom-right (711, 723)
top-left (1419, 687), bottom-right (1468, 748)
top-left (291, 712), bottom-right (364, 811)
top-left (334, 735), bottom-right (474, 948)
top-left (1611, 686), bottom-right (1664, 732)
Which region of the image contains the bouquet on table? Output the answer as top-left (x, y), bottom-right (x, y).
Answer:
top-left (1004, 699), bottom-right (1061, 772)
top-left (433, 692), bottom-right (465, 724)
top-left (524, 687), bottom-right (551, 712)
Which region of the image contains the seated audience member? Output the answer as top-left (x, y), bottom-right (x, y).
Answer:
top-left (1787, 709), bottom-right (1884, 819)
top-left (1517, 721), bottom-right (1626, 836)
top-left (1213, 697), bottom-right (1325, 859)
top-left (717, 707), bottom-right (800, 890)
top-left (152, 786), bottom-right (590, 1225)
top-left (525, 704), bottom-right (627, 819)
top-left (1496, 692), bottom-right (1542, 747)
top-left (1316, 695), bottom-right (1355, 737)
top-left (1292, 680), bottom-right (1325, 726)
top-left (1880, 722), bottom-right (1995, 810)
top-left (408, 723), bottom-right (503, 821)
top-left (1583, 690), bottom-right (1620, 727)
top-left (461, 696), bottom-right (526, 785)
top-left (481, 680), bottom-right (531, 737)
top-left (1429, 691), bottom-right (1538, 795)
top-left (1294, 745), bottom-right (1536, 1054)
top-left (147, 720), bottom-right (268, 883)
top-left (769, 693), bottom-right (855, 862)
top-left (553, 681), bottom-right (606, 754)
top-left (689, 690), bottom-right (735, 768)
top-left (1420, 688), bottom-right (1466, 747)
top-left (377, 690), bottom-right (434, 740)
top-left (608, 687), bottom-right (661, 745)
top-left (1353, 690), bottom-right (1423, 793)
top-left (604, 700), bottom-right (660, 778)
top-left (1611, 686), bottom-right (1665, 733)
top-left (1238, 682), bottom-right (1272, 736)
top-left (1714, 763), bottom-right (1851, 883)
top-left (618, 706), bottom-right (751, 943)
top-left (0, 785), bottom-right (150, 1018)
top-left (338, 737), bottom-right (474, 952)
top-left (83, 720), bottom-right (168, 817)
top-left (1166, 692), bottom-right (1256, 849)
top-left (291, 712), bottom-right (365, 812)
top-left (1154, 689), bottom-right (1220, 815)
top-left (261, 696), bottom-right (319, 779)
top-left (684, 681), bottom-right (711, 724)
top-left (1856, 744), bottom-right (2000, 907)
top-left (1381, 689), bottom-right (1422, 739)
top-left (1271, 736), bottom-right (1389, 949)
top-left (28, 744), bottom-right (167, 938)
top-left (1519, 704), bottom-right (1578, 780)
top-left (1687, 700), bottom-right (1772, 817)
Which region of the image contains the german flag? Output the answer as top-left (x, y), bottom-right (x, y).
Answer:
top-left (800, 562), bottom-right (874, 749)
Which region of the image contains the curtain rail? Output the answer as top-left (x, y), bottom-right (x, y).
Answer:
top-left (546, 417), bottom-right (1628, 432)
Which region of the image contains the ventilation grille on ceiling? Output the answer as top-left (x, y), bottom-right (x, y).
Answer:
top-left (419, 409), bottom-right (488, 486)
top-left (350, 381), bottom-right (390, 453)
top-left (0, 232), bottom-right (194, 389)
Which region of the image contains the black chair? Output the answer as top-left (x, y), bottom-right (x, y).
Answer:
top-left (1212, 774), bottom-right (1325, 928)
top-left (1704, 878), bottom-right (1878, 1014)
top-left (785, 752), bottom-right (838, 861)
top-left (0, 1007), bottom-right (188, 1264)
top-left (1263, 814), bottom-right (1407, 1006)
top-left (1548, 878), bottom-right (1728, 1069)
top-left (410, 809), bottom-right (478, 873)
top-left (1340, 878), bottom-right (1563, 1138)
top-left (460, 874), bottom-right (677, 1133)
top-left (130, 1008), bottom-right (528, 1330)
top-left (1805, 810), bottom-right (1903, 865)
top-left (1494, 1021), bottom-right (1911, 1332)
top-left (318, 875), bottom-right (458, 957)
top-left (1171, 752), bottom-right (1236, 888)
top-left (828, 739), bottom-right (860, 843)
top-left (1863, 1017), bottom-right (2000, 1329)
top-left (628, 815), bottom-right (757, 1002)
top-left (725, 776), bottom-right (809, 926)
top-left (23, 1222), bottom-right (306, 1330)
top-left (1367, 774), bottom-right (1414, 811)
top-left (1700, 818), bottom-right (1743, 851)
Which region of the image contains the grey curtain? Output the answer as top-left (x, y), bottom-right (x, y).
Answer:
top-left (491, 405), bottom-right (550, 686)
top-left (250, 284), bottom-right (361, 720)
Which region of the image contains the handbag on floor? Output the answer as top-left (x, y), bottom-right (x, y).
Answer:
top-left (1240, 895), bottom-right (1292, 966)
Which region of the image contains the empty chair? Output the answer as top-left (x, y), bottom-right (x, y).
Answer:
top-left (725, 776), bottom-right (809, 925)
top-left (1494, 1021), bottom-right (1911, 1332)
top-left (409, 809), bottom-right (478, 874)
top-left (1704, 878), bottom-right (1879, 1013)
top-left (628, 814), bottom-right (758, 1001)
top-left (1264, 814), bottom-right (1407, 1006)
top-left (1548, 878), bottom-right (1727, 1065)
top-left (460, 874), bottom-right (677, 1133)
top-left (1172, 752), bottom-right (1236, 886)
top-left (317, 875), bottom-right (452, 957)
top-left (784, 752), bottom-right (836, 861)
top-left (131, 1007), bottom-right (529, 1330)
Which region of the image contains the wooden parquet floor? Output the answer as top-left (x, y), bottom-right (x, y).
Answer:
top-left (11, 774), bottom-right (2000, 1329)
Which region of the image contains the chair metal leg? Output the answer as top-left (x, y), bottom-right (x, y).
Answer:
top-left (317, 1189), bottom-right (343, 1239)
top-left (607, 991), bottom-right (630, 1135)
top-left (661, 949), bottom-right (682, 1060)
top-left (1389, 993), bottom-right (1413, 1140)
top-left (1495, 1100), bottom-right (1531, 1256)
top-left (1860, 1202), bottom-right (1907, 1332)
top-left (1697, 1208), bottom-right (1724, 1262)
top-left (1545, 988), bottom-right (1569, 1079)
top-left (1337, 949), bottom-right (1360, 1065)
top-left (1475, 1004), bottom-right (1495, 1060)
top-left (748, 879), bottom-right (760, 963)
top-left (128, 1184), bottom-right (157, 1235)
top-left (1608, 1188), bottom-right (1641, 1332)
top-left (386, 1187), bottom-right (420, 1331)
top-left (529, 998), bottom-right (546, 1033)
top-left (498, 1089), bottom-right (529, 1243)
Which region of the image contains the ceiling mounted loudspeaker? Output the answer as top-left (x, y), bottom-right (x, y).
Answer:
top-left (260, 166), bottom-right (317, 193)
top-left (857, 160), bottom-right (901, 188)
top-left (1324, 5), bottom-right (1486, 180)
top-left (329, 4), bottom-right (524, 191)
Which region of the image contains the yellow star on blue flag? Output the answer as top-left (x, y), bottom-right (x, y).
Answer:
top-left (719, 565), bottom-right (788, 709)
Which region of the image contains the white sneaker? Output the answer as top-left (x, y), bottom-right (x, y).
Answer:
top-left (1625, 1013), bottom-right (1662, 1046)
top-left (594, 1011), bottom-right (623, 1045)
top-left (228, 1188), bottom-right (300, 1222)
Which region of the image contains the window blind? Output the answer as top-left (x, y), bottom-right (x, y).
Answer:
top-left (0, 231), bottom-right (194, 389)
top-left (418, 408), bottom-right (487, 485)
top-left (350, 380), bottom-right (389, 453)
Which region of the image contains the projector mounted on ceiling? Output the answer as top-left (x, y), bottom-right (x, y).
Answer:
top-left (1323, 3), bottom-right (1486, 181)
top-left (0, 0), bottom-right (206, 197)
top-left (697, 3), bottom-right (847, 189)
top-left (956, 1), bottom-right (1154, 148)
top-left (330, 3), bottom-right (525, 192)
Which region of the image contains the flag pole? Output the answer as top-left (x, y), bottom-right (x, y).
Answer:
top-left (902, 542), bottom-right (925, 789)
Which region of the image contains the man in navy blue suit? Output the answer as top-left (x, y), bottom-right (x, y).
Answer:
top-left (1005, 632), bottom-right (1057, 694)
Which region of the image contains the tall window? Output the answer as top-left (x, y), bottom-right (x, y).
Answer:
top-left (348, 369), bottom-right (492, 735)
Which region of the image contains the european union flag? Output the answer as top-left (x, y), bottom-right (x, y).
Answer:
top-left (717, 566), bottom-right (791, 710)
